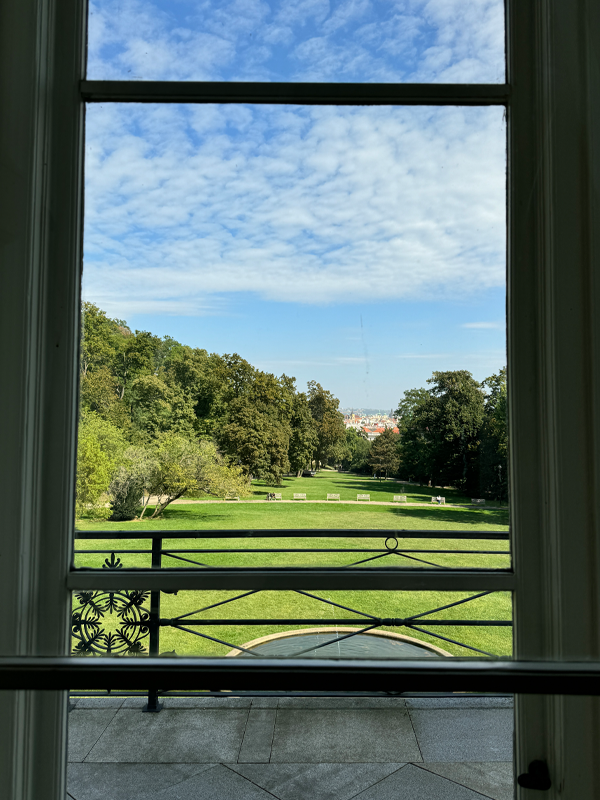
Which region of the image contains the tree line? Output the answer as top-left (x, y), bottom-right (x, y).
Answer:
top-left (394, 369), bottom-right (508, 500)
top-left (77, 303), bottom-right (348, 518)
top-left (77, 303), bottom-right (508, 518)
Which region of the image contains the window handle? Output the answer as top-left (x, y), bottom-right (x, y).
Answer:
top-left (517, 760), bottom-right (551, 791)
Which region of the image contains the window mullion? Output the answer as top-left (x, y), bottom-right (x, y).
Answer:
top-left (80, 80), bottom-right (510, 106)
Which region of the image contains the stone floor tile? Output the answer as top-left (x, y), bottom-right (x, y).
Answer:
top-left (238, 709), bottom-right (277, 763)
top-left (71, 697), bottom-right (125, 709)
top-left (409, 709), bottom-right (513, 762)
top-left (405, 697), bottom-right (513, 710)
top-left (141, 764), bottom-right (276, 800)
top-left (161, 696), bottom-right (252, 709)
top-left (67, 763), bottom-right (213, 800)
top-left (251, 697), bottom-right (280, 708)
top-left (120, 697), bottom-right (158, 710)
top-left (421, 762), bottom-right (514, 800)
top-left (68, 709), bottom-right (120, 763)
top-left (271, 709), bottom-right (421, 763)
top-left (231, 762), bottom-right (405, 800)
top-left (351, 763), bottom-right (494, 800)
top-left (83, 709), bottom-right (249, 763)
top-left (277, 698), bottom-right (406, 710)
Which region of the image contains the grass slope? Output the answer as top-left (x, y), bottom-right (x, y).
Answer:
top-left (75, 473), bottom-right (512, 659)
top-left (190, 470), bottom-right (502, 505)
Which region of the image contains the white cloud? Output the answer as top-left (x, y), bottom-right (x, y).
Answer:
top-left (87, 0), bottom-right (504, 82)
top-left (83, 102), bottom-right (506, 317)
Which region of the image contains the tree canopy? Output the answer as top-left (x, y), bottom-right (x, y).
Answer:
top-left (76, 303), bottom-right (344, 517)
top-left (396, 368), bottom-right (507, 498)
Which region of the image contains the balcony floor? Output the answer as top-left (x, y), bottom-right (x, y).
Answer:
top-left (67, 696), bottom-right (513, 800)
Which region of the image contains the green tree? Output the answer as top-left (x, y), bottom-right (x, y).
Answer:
top-left (128, 374), bottom-right (195, 439)
top-left (368, 428), bottom-right (400, 479)
top-left (396, 372), bottom-right (485, 492)
top-left (396, 388), bottom-right (430, 422)
top-left (288, 392), bottom-right (318, 475)
top-left (137, 434), bottom-right (250, 518)
top-left (420, 371), bottom-right (485, 491)
top-left (114, 330), bottom-right (161, 401)
top-left (80, 302), bottom-right (121, 377)
top-left (219, 399), bottom-right (291, 484)
top-left (154, 335), bottom-right (181, 372)
top-left (307, 381), bottom-right (346, 469)
top-left (342, 427), bottom-right (372, 473)
top-left (80, 365), bottom-right (130, 430)
top-left (479, 367), bottom-right (508, 500)
top-left (108, 445), bottom-right (156, 521)
top-left (75, 412), bottom-right (126, 518)
top-left (396, 387), bottom-right (434, 483)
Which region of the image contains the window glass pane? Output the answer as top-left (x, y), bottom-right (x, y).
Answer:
top-left (72, 100), bottom-right (511, 786)
top-left (87, 0), bottom-right (505, 83)
top-left (80, 102), bottom-right (507, 532)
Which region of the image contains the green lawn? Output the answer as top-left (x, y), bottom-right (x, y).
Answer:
top-left (188, 470), bottom-right (502, 505)
top-left (74, 473), bottom-right (512, 660)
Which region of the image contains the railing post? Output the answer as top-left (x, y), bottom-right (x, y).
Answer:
top-left (143, 536), bottom-right (162, 712)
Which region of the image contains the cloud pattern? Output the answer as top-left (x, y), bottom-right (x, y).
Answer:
top-left (87, 0), bottom-right (505, 83)
top-left (83, 102), bottom-right (506, 317)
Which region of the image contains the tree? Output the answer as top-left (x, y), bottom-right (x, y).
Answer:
top-left (219, 398), bottom-right (290, 484)
top-left (128, 374), bottom-right (195, 439)
top-left (368, 428), bottom-right (400, 479)
top-left (113, 330), bottom-right (161, 401)
top-left (108, 446), bottom-right (157, 521)
top-left (288, 392), bottom-right (318, 475)
top-left (76, 432), bottom-right (113, 519)
top-left (75, 412), bottom-right (126, 518)
top-left (307, 381), bottom-right (346, 469)
top-left (137, 434), bottom-right (250, 519)
top-left (80, 365), bottom-right (130, 430)
top-left (396, 387), bottom-right (431, 483)
top-left (479, 367), bottom-right (508, 500)
top-left (80, 302), bottom-right (121, 378)
top-left (396, 387), bottom-right (430, 422)
top-left (342, 428), bottom-right (371, 473)
top-left (397, 371), bottom-right (485, 492)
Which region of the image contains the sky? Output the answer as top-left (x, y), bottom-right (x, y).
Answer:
top-left (83, 0), bottom-right (506, 409)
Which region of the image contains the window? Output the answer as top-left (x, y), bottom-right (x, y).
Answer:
top-left (2, 1), bottom-right (600, 798)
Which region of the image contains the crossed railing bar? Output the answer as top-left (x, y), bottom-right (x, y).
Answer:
top-left (71, 529), bottom-right (512, 710)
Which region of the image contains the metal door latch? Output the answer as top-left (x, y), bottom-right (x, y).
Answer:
top-left (517, 760), bottom-right (551, 790)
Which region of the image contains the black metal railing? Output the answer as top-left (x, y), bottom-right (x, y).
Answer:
top-left (71, 529), bottom-right (512, 710)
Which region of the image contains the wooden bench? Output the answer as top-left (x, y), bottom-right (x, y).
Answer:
top-left (393, 495), bottom-right (407, 503)
top-left (471, 498), bottom-right (486, 505)
top-left (430, 496), bottom-right (446, 505)
top-left (327, 493), bottom-right (340, 501)
top-left (357, 494), bottom-right (370, 502)
top-left (274, 493), bottom-right (282, 501)
top-left (224, 493), bottom-right (240, 502)
top-left (293, 493), bottom-right (307, 501)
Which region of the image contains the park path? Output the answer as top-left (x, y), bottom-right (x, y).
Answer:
top-left (149, 497), bottom-right (479, 508)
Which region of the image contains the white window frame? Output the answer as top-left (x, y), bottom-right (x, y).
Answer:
top-left (1, 1), bottom-right (599, 797)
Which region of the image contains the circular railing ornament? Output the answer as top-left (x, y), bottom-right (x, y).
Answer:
top-left (71, 590), bottom-right (151, 655)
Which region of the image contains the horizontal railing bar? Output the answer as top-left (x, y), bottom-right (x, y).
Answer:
top-left (68, 567), bottom-right (514, 591)
top-left (68, 690), bottom-right (511, 698)
top-left (76, 547), bottom-right (509, 555)
top-left (2, 657), bottom-right (600, 694)
top-left (75, 529), bottom-right (510, 540)
top-left (159, 618), bottom-right (512, 626)
top-left (80, 81), bottom-right (510, 106)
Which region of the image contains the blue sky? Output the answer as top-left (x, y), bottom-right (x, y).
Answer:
top-left (83, 1), bottom-right (506, 409)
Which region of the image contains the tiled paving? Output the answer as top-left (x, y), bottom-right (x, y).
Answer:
top-left (67, 696), bottom-right (514, 800)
